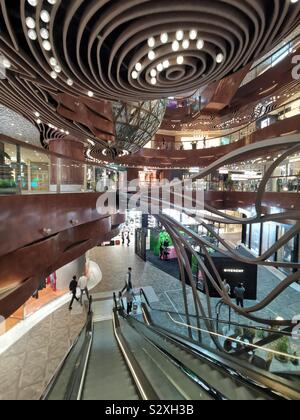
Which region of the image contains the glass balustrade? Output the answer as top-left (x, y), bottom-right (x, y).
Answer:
top-left (203, 176), bottom-right (300, 194)
top-left (0, 138), bottom-right (118, 196)
top-left (153, 94), bottom-right (300, 152)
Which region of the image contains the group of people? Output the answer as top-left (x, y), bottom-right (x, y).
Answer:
top-left (223, 279), bottom-right (246, 308)
top-left (121, 230), bottom-right (131, 247)
top-left (69, 274), bottom-right (90, 311)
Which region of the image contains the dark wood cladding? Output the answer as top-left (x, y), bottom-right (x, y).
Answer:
top-left (116, 114), bottom-right (300, 168)
top-left (0, 192), bottom-right (115, 258)
top-left (0, 217), bottom-right (121, 319)
top-left (0, 191), bottom-right (125, 319)
top-left (53, 93), bottom-right (115, 143)
top-left (49, 139), bottom-right (85, 185)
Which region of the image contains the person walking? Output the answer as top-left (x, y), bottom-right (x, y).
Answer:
top-left (78, 274), bottom-right (90, 306)
top-left (122, 267), bottom-right (133, 293)
top-left (69, 276), bottom-right (79, 310)
top-left (124, 287), bottom-right (135, 315)
top-left (121, 230), bottom-right (125, 245)
top-left (234, 283), bottom-right (246, 308)
top-left (223, 279), bottom-right (231, 296)
top-left (159, 243), bottom-right (164, 260)
top-left (127, 231), bottom-right (131, 247)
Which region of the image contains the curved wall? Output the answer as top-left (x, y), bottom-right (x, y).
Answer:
top-left (0, 193), bottom-right (125, 319)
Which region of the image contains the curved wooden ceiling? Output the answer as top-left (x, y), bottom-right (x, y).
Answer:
top-left (0, 1), bottom-right (299, 159)
top-left (0, 0), bottom-right (299, 102)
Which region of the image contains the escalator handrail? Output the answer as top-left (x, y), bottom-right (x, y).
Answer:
top-left (113, 308), bottom-right (159, 401)
top-left (145, 321), bottom-right (300, 400)
top-left (122, 310), bottom-right (227, 400)
top-left (140, 288), bottom-right (293, 338)
top-left (41, 299), bottom-right (93, 400)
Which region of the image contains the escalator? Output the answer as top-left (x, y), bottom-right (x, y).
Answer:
top-left (42, 296), bottom-right (300, 401)
top-left (81, 321), bottom-right (139, 400)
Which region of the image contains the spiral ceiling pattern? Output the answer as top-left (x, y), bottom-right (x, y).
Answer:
top-left (0, 0), bottom-right (299, 103)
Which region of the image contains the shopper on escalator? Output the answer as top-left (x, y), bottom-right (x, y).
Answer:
top-left (124, 287), bottom-right (135, 315)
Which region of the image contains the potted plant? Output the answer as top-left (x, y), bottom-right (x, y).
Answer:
top-left (274, 337), bottom-right (290, 363)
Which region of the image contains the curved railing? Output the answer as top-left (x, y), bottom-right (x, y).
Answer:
top-left (152, 97), bottom-right (300, 151)
top-left (240, 33), bottom-right (300, 87)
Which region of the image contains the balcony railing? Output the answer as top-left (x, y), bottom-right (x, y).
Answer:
top-left (240, 34), bottom-right (300, 87)
top-left (152, 97), bottom-right (300, 151)
top-left (204, 176), bottom-right (300, 194)
top-left (0, 135), bottom-right (115, 196)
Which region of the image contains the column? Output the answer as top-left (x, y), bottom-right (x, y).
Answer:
top-left (49, 139), bottom-right (85, 192)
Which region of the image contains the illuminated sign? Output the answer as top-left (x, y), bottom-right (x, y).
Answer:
top-left (224, 269), bottom-right (245, 273)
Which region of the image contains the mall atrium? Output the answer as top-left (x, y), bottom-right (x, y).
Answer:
top-left (0, 0), bottom-right (300, 402)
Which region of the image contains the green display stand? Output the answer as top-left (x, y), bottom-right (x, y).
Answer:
top-left (150, 230), bottom-right (173, 256)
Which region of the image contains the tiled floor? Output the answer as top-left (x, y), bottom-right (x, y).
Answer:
top-left (0, 306), bottom-right (86, 400)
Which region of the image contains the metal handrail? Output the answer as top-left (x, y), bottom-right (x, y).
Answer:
top-left (155, 96), bottom-right (300, 148)
top-left (41, 296), bottom-right (93, 400)
top-left (241, 33), bottom-right (300, 86)
top-left (148, 322), bottom-right (300, 400)
top-left (126, 314), bottom-right (227, 401)
top-left (140, 288), bottom-right (293, 338)
top-left (113, 308), bottom-right (159, 400)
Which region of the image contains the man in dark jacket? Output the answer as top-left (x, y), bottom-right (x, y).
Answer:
top-left (69, 276), bottom-right (79, 310)
top-left (234, 283), bottom-right (246, 308)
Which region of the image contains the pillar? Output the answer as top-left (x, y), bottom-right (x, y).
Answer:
top-left (49, 139), bottom-right (85, 192)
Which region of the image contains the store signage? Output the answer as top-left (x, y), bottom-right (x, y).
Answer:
top-left (198, 253), bottom-right (258, 301)
top-left (224, 269), bottom-right (244, 273)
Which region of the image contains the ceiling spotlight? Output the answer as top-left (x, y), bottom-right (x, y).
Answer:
top-left (172, 40), bottom-right (180, 52)
top-left (151, 77), bottom-right (157, 85)
top-left (28, 29), bottom-right (37, 40)
top-left (148, 50), bottom-right (156, 60)
top-left (160, 33), bottom-right (169, 44)
top-left (176, 30), bottom-right (184, 41)
top-left (148, 37), bottom-right (155, 48)
top-left (163, 60), bottom-right (170, 69)
top-left (40, 28), bottom-right (49, 39)
top-left (67, 78), bottom-right (74, 86)
top-left (135, 62), bottom-right (142, 72)
top-left (49, 57), bottom-right (57, 66)
top-left (197, 39), bottom-right (204, 50)
top-left (150, 69), bottom-right (157, 78)
top-left (182, 40), bottom-right (190, 50)
top-left (88, 91), bottom-right (94, 97)
top-left (42, 40), bottom-right (51, 51)
top-left (157, 63), bottom-right (164, 72)
top-left (216, 53), bottom-right (224, 63)
top-left (25, 17), bottom-right (36, 29)
top-left (40, 10), bottom-right (50, 23)
top-left (177, 55), bottom-right (184, 65)
top-left (189, 30), bottom-right (197, 40)
top-left (132, 70), bottom-right (138, 79)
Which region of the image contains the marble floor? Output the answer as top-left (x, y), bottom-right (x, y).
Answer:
top-left (0, 305), bottom-right (86, 400)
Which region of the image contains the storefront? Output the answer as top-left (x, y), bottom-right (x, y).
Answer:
top-left (244, 220), bottom-right (299, 275)
top-left (1, 256), bottom-right (86, 336)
